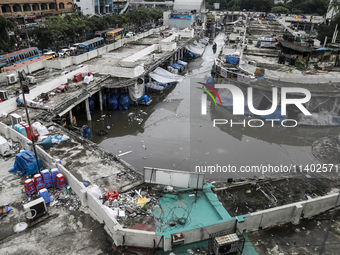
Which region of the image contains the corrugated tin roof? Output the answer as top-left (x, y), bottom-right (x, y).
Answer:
top-left (279, 41), bottom-right (312, 53)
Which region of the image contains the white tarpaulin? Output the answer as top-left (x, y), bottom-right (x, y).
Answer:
top-left (128, 83), bottom-right (145, 101)
top-left (186, 44), bottom-right (205, 55)
top-left (149, 67), bottom-right (183, 84)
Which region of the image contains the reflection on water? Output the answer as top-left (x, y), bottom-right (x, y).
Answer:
top-left (74, 35), bottom-right (339, 179)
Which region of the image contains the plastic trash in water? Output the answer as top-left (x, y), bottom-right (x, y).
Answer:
top-left (106, 126), bottom-right (111, 129)
top-left (82, 182), bottom-right (89, 187)
top-left (60, 135), bottom-right (69, 142)
top-left (56, 135), bottom-right (63, 140)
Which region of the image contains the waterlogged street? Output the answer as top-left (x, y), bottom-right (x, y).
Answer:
top-left (77, 33), bottom-right (340, 180)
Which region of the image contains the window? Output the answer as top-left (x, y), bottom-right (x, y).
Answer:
top-left (23, 4), bottom-right (31, 12)
top-left (1, 5), bottom-right (11, 13)
top-left (76, 0), bottom-right (80, 2)
top-left (59, 3), bottom-right (65, 9)
top-left (41, 3), bottom-right (47, 10)
top-left (13, 4), bottom-right (22, 12)
top-left (49, 3), bottom-right (55, 9)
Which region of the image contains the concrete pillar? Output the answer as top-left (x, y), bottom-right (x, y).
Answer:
top-left (85, 98), bottom-right (91, 121)
top-left (99, 90), bottom-right (103, 111)
top-left (69, 110), bottom-right (73, 125)
top-left (292, 203), bottom-right (303, 224)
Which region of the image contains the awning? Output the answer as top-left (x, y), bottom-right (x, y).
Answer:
top-left (149, 67), bottom-right (183, 84)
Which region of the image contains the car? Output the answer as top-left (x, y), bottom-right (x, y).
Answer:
top-left (58, 48), bottom-right (71, 57)
top-left (125, 32), bottom-right (135, 38)
top-left (43, 51), bottom-right (57, 58)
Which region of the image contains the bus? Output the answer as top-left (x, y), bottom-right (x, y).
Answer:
top-left (0, 47), bottom-right (41, 66)
top-left (77, 37), bottom-right (105, 54)
top-left (95, 30), bottom-right (108, 38)
top-left (105, 28), bottom-right (125, 44)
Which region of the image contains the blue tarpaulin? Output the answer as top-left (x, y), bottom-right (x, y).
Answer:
top-left (0, 207), bottom-right (11, 219)
top-left (184, 51), bottom-right (196, 59)
top-left (226, 56), bottom-right (239, 64)
top-left (137, 95), bottom-right (151, 105)
top-left (170, 64), bottom-right (183, 70)
top-left (9, 150), bottom-right (41, 176)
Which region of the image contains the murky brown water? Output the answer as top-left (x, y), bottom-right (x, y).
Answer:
top-left (76, 35), bottom-right (340, 180)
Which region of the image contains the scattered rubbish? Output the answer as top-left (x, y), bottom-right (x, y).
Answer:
top-left (87, 184), bottom-right (102, 200)
top-left (246, 190), bottom-right (251, 194)
top-left (117, 151), bottom-right (132, 157)
top-left (187, 249), bottom-right (194, 254)
top-left (137, 198), bottom-right (147, 205)
top-left (106, 126), bottom-right (111, 129)
top-left (0, 206), bottom-right (12, 219)
top-left (82, 182), bottom-right (89, 187)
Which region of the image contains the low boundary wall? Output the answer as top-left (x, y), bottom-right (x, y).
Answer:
top-left (3, 121), bottom-right (339, 251)
top-left (0, 26), bottom-right (167, 83)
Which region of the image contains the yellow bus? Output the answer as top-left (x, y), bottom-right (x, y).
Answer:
top-left (105, 28), bottom-right (125, 44)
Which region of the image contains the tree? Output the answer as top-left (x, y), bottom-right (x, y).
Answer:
top-left (317, 13), bottom-right (340, 43)
top-left (0, 15), bottom-right (15, 53)
top-left (271, 6), bottom-right (290, 14)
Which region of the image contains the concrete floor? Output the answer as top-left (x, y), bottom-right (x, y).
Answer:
top-left (0, 157), bottom-right (114, 255)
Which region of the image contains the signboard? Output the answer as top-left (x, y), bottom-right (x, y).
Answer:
top-left (214, 3), bottom-right (220, 9)
top-left (143, 167), bottom-right (205, 189)
top-left (170, 14), bottom-right (192, 19)
top-left (26, 15), bottom-right (36, 19)
top-left (218, 64), bottom-right (252, 85)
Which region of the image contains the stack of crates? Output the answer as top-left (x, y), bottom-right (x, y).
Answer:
top-left (41, 169), bottom-right (53, 188)
top-left (33, 173), bottom-right (45, 191)
top-left (56, 173), bottom-right (67, 189)
top-left (24, 178), bottom-right (36, 196)
top-left (51, 168), bottom-right (59, 187)
top-left (38, 188), bottom-right (51, 203)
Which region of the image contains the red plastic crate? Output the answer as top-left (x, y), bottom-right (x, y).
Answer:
top-left (33, 173), bottom-right (45, 191)
top-left (74, 73), bottom-right (83, 82)
top-left (24, 178), bottom-right (36, 196)
top-left (56, 173), bottom-right (66, 190)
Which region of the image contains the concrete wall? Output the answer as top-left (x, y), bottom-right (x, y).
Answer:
top-left (237, 192), bottom-right (340, 232)
top-left (88, 64), bottom-right (144, 78)
top-left (120, 45), bottom-right (157, 67)
top-left (163, 219), bottom-right (236, 251)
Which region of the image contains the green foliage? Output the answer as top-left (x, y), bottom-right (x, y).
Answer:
top-left (295, 60), bottom-right (307, 70)
top-left (317, 13), bottom-right (340, 44)
top-left (0, 15), bottom-right (15, 53)
top-left (205, 0), bottom-right (328, 15)
top-left (271, 6), bottom-right (290, 14)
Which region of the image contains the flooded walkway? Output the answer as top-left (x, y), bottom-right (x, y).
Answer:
top-left (76, 33), bottom-right (340, 180)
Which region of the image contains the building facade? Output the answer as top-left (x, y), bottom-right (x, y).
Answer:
top-left (1, 0), bottom-right (74, 24)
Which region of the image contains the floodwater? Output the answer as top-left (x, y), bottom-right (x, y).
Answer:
top-left (76, 34), bottom-right (340, 180)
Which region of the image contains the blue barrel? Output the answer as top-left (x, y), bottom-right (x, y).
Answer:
top-left (84, 127), bottom-right (91, 135)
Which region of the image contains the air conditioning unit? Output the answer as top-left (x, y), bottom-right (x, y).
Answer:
top-left (7, 74), bottom-right (17, 85)
top-left (18, 14), bottom-right (23, 17)
top-left (11, 113), bottom-right (22, 126)
top-left (0, 90), bottom-right (8, 100)
top-left (23, 197), bottom-right (47, 219)
top-left (171, 233), bottom-right (185, 246)
top-left (26, 76), bottom-right (36, 84)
